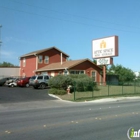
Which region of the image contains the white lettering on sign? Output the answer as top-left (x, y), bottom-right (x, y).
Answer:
top-left (97, 58), bottom-right (111, 65)
top-left (92, 36), bottom-right (118, 58)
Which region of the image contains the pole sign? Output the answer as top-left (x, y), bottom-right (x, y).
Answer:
top-left (92, 36), bottom-right (118, 59)
top-left (97, 57), bottom-right (113, 65)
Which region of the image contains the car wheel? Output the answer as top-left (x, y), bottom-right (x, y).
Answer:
top-left (11, 84), bottom-right (14, 88)
top-left (26, 83), bottom-right (29, 87)
top-left (33, 86), bottom-right (38, 89)
top-left (40, 83), bottom-right (46, 89)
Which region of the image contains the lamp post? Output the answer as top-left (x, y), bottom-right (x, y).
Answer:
top-left (0, 25), bottom-right (2, 63)
top-left (0, 25), bottom-right (2, 43)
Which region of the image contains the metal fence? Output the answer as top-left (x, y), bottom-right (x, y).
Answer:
top-left (73, 81), bottom-right (140, 101)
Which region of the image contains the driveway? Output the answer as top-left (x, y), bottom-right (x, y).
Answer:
top-left (0, 86), bottom-right (56, 103)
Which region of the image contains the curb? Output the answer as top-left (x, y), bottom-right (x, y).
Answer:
top-left (48, 94), bottom-right (62, 100)
top-left (48, 94), bottom-right (140, 103)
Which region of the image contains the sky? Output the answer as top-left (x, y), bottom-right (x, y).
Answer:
top-left (0, 0), bottom-right (140, 72)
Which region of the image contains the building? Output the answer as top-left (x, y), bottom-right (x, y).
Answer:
top-left (0, 66), bottom-right (20, 78)
top-left (19, 46), bottom-right (103, 82)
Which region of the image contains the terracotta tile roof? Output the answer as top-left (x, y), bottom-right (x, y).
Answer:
top-left (36, 59), bottom-right (102, 71)
top-left (20, 46), bottom-right (69, 58)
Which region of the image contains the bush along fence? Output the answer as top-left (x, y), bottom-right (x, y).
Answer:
top-left (48, 74), bottom-right (140, 101)
top-left (72, 81), bottom-right (140, 101)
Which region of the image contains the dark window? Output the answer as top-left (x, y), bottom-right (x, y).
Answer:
top-left (44, 76), bottom-right (49, 79)
top-left (30, 76), bottom-right (36, 80)
top-left (37, 76), bottom-right (43, 80)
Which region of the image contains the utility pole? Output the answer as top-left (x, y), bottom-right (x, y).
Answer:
top-left (0, 25), bottom-right (2, 63)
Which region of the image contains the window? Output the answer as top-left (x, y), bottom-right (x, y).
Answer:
top-left (41, 72), bottom-right (48, 75)
top-left (44, 56), bottom-right (49, 64)
top-left (92, 71), bottom-right (96, 82)
top-left (37, 76), bottom-right (43, 80)
top-left (44, 75), bottom-right (49, 80)
top-left (23, 58), bottom-right (26, 67)
top-left (70, 70), bottom-right (84, 74)
top-left (38, 55), bottom-right (43, 63)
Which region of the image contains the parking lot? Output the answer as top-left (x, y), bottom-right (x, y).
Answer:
top-left (0, 86), bottom-right (56, 104)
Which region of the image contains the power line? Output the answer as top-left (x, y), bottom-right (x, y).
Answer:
top-left (9, 0), bottom-right (140, 30)
top-left (0, 5), bottom-right (140, 34)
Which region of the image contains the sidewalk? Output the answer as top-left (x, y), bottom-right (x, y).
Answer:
top-left (1, 95), bottom-right (140, 112)
top-left (49, 94), bottom-right (140, 103)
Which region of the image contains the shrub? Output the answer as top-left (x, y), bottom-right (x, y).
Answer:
top-left (49, 88), bottom-right (66, 95)
top-left (48, 74), bottom-right (97, 94)
top-left (48, 75), bottom-right (73, 90)
top-left (74, 76), bottom-right (96, 92)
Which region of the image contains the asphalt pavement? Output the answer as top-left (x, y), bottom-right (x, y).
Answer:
top-left (1, 86), bottom-right (140, 140)
top-left (1, 99), bottom-right (140, 140)
top-left (0, 86), bottom-right (56, 104)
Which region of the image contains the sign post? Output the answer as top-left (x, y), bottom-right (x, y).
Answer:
top-left (92, 35), bottom-right (119, 85)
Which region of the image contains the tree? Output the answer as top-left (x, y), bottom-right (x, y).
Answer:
top-left (93, 59), bottom-right (97, 64)
top-left (107, 64), bottom-right (136, 82)
top-left (0, 61), bottom-right (15, 67)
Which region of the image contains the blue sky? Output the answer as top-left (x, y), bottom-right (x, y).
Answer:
top-left (0, 0), bottom-right (140, 72)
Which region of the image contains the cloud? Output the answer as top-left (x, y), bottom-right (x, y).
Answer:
top-left (4, 37), bottom-right (13, 43)
top-left (1, 50), bottom-right (15, 58)
top-left (4, 36), bottom-right (35, 45)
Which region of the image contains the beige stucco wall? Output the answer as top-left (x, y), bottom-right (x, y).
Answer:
top-left (0, 67), bottom-right (20, 78)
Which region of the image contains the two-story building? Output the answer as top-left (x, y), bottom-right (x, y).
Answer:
top-left (20, 46), bottom-right (103, 82)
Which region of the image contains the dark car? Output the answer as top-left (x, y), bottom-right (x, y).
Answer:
top-left (17, 77), bottom-right (31, 87)
top-left (29, 75), bottom-right (50, 89)
top-left (0, 77), bottom-right (11, 86)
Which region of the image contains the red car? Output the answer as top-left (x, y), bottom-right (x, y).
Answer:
top-left (17, 77), bottom-right (31, 87)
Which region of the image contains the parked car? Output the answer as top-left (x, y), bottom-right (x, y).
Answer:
top-left (17, 77), bottom-right (31, 87)
top-left (6, 77), bottom-right (19, 87)
top-left (0, 77), bottom-right (11, 86)
top-left (29, 75), bottom-right (50, 89)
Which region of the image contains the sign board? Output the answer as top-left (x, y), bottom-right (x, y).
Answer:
top-left (96, 57), bottom-right (113, 65)
top-left (92, 36), bottom-right (118, 58)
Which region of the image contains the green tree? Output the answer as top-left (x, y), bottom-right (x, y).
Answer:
top-left (107, 64), bottom-right (136, 82)
top-left (0, 61), bottom-right (15, 67)
top-left (93, 59), bottom-right (97, 64)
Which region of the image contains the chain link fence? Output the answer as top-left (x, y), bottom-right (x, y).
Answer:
top-left (72, 81), bottom-right (140, 101)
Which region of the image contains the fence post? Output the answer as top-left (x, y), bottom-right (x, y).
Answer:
top-left (134, 80), bottom-right (136, 94)
top-left (74, 82), bottom-right (76, 101)
top-left (108, 82), bottom-right (109, 96)
top-left (92, 82), bottom-right (94, 98)
top-left (122, 83), bottom-right (123, 95)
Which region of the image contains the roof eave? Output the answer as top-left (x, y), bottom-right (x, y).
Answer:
top-left (36, 67), bottom-right (68, 72)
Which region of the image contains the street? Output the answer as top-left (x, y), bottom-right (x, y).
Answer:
top-left (0, 86), bottom-right (56, 103)
top-left (0, 95), bottom-right (140, 140)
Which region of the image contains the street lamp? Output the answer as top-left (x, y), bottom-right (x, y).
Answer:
top-left (0, 25), bottom-right (2, 42)
top-left (0, 25), bottom-right (2, 63)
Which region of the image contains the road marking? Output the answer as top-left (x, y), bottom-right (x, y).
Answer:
top-left (1, 110), bottom-right (140, 136)
top-left (5, 130), bottom-right (11, 134)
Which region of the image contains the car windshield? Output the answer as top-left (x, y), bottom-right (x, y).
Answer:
top-left (30, 76), bottom-right (36, 80)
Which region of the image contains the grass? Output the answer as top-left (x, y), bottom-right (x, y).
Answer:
top-left (57, 85), bottom-right (140, 102)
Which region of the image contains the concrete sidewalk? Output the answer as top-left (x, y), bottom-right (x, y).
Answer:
top-left (49, 94), bottom-right (140, 103)
top-left (1, 95), bottom-right (140, 112)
